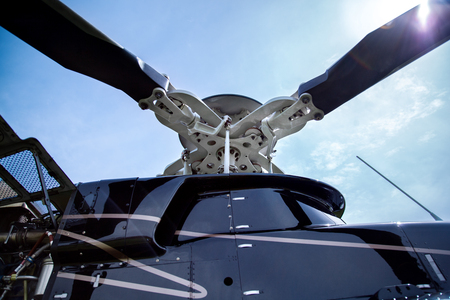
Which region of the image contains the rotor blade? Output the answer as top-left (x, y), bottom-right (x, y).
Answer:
top-left (298, 0), bottom-right (450, 115)
top-left (0, 0), bottom-right (169, 101)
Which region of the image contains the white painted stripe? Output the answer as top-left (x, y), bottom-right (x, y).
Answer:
top-left (175, 230), bottom-right (450, 256)
top-left (129, 215), bottom-right (161, 223)
top-left (414, 247), bottom-right (450, 256)
top-left (57, 229), bottom-right (207, 298)
top-left (243, 290), bottom-right (261, 295)
top-left (57, 272), bottom-right (196, 298)
top-left (175, 230), bottom-right (236, 240)
top-left (62, 214), bottom-right (160, 223)
top-left (425, 254), bottom-right (446, 281)
top-left (232, 197), bottom-right (246, 201)
top-left (235, 225), bottom-right (250, 229)
top-left (235, 234), bottom-right (415, 252)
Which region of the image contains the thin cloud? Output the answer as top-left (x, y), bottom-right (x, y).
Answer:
top-left (386, 147), bottom-right (402, 157)
top-left (419, 131), bottom-right (436, 143)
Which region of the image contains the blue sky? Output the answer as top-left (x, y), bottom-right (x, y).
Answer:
top-left (1, 0), bottom-right (449, 223)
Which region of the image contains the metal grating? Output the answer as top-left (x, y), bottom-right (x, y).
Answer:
top-left (0, 177), bottom-right (18, 200)
top-left (0, 150), bottom-right (60, 195)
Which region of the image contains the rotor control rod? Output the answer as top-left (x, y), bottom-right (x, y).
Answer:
top-left (224, 116), bottom-right (232, 174)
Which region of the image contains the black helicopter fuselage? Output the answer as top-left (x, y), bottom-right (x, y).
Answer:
top-left (33, 174), bottom-right (450, 299)
top-left (1, 1), bottom-right (450, 298)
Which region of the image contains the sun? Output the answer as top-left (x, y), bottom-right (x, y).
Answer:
top-left (342, 0), bottom-right (422, 41)
top-left (417, 0), bottom-right (431, 27)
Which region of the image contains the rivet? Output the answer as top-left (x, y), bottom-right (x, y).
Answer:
top-left (176, 257), bottom-right (180, 261)
top-left (80, 265), bottom-right (85, 269)
top-left (156, 259), bottom-right (159, 262)
top-left (82, 231), bottom-right (86, 235)
top-left (79, 252), bottom-right (83, 256)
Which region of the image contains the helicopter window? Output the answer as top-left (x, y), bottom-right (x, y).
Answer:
top-left (325, 212), bottom-right (346, 225)
top-left (177, 193), bottom-right (231, 242)
top-left (297, 202), bottom-right (345, 226)
top-left (231, 189), bottom-right (343, 232)
top-left (231, 189), bottom-right (308, 232)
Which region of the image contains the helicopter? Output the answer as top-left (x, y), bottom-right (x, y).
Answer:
top-left (1, 0), bottom-right (450, 299)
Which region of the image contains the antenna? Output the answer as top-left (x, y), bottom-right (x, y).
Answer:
top-left (356, 156), bottom-right (442, 221)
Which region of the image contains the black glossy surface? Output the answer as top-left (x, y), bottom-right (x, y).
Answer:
top-left (46, 174), bottom-right (450, 299)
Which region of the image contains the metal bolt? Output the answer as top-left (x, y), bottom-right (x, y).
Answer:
top-left (139, 102), bottom-right (149, 110)
top-left (176, 257), bottom-right (180, 261)
top-left (79, 252), bottom-right (83, 256)
top-left (82, 231), bottom-right (86, 235)
top-left (301, 95), bottom-right (310, 104)
top-left (156, 259), bottom-right (160, 262)
top-left (155, 92), bottom-right (163, 99)
top-left (314, 112), bottom-right (323, 120)
top-left (80, 265), bottom-right (85, 269)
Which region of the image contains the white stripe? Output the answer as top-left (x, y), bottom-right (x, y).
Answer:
top-left (175, 230), bottom-right (235, 240)
top-left (129, 215), bottom-right (161, 223)
top-left (414, 247), bottom-right (450, 256)
top-left (238, 244), bottom-right (253, 248)
top-left (235, 234), bottom-right (415, 252)
top-left (243, 290), bottom-right (261, 295)
top-left (235, 225), bottom-right (250, 229)
top-left (57, 229), bottom-right (207, 298)
top-left (62, 214), bottom-right (160, 223)
top-left (232, 197), bottom-right (246, 201)
top-left (425, 254), bottom-right (446, 281)
top-left (57, 272), bottom-right (195, 298)
top-left (176, 230), bottom-right (450, 255)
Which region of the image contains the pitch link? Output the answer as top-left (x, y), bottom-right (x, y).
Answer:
top-left (138, 88), bottom-right (227, 136)
top-left (260, 93), bottom-right (324, 157)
